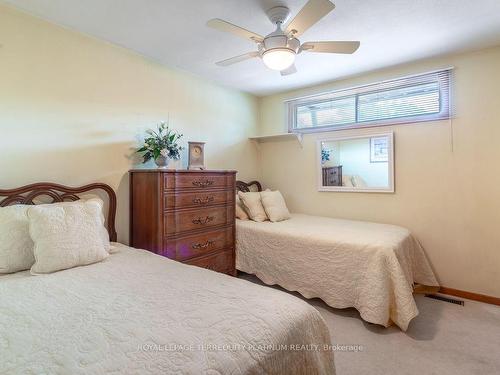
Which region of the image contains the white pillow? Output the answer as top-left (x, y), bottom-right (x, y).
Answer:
top-left (237, 191), bottom-right (268, 222)
top-left (342, 175), bottom-right (354, 187)
top-left (28, 199), bottom-right (109, 274)
top-left (351, 175), bottom-right (368, 188)
top-left (235, 195), bottom-right (249, 220)
top-left (260, 190), bottom-right (291, 222)
top-left (0, 198), bottom-right (111, 274)
top-left (0, 205), bottom-right (35, 274)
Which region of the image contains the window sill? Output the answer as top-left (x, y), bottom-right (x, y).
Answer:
top-left (291, 115), bottom-right (451, 134)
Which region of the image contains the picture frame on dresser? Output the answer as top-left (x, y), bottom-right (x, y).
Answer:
top-left (129, 169), bottom-right (236, 276)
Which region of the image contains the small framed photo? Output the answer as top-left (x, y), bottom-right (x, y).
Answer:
top-left (370, 136), bottom-right (389, 163)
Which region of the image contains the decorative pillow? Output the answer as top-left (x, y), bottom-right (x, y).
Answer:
top-left (235, 195), bottom-right (249, 220)
top-left (351, 175), bottom-right (368, 188)
top-left (342, 175), bottom-right (355, 187)
top-left (260, 190), bottom-right (291, 222)
top-left (237, 191), bottom-right (268, 222)
top-left (0, 205), bottom-right (35, 274)
top-left (28, 199), bottom-right (109, 274)
top-left (86, 198), bottom-right (111, 251)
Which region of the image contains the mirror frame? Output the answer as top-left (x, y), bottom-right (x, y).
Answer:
top-left (316, 132), bottom-right (395, 193)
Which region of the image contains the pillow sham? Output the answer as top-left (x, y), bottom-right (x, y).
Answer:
top-left (0, 205), bottom-right (35, 274)
top-left (260, 190), bottom-right (291, 222)
top-left (351, 175), bottom-right (368, 188)
top-left (342, 175), bottom-right (354, 188)
top-left (237, 191), bottom-right (268, 222)
top-left (28, 199), bottom-right (109, 274)
top-left (235, 195), bottom-right (249, 220)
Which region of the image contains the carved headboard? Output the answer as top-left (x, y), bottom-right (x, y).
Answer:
top-left (0, 182), bottom-right (117, 241)
top-left (236, 180), bottom-right (262, 192)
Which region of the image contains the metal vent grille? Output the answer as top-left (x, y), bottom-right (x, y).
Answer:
top-left (425, 294), bottom-right (464, 306)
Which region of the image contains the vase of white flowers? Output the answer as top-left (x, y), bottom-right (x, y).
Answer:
top-left (136, 122), bottom-right (184, 168)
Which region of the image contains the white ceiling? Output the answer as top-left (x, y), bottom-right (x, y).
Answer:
top-left (4, 0), bottom-right (500, 96)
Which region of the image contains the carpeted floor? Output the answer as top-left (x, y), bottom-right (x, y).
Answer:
top-left (239, 273), bottom-right (500, 375)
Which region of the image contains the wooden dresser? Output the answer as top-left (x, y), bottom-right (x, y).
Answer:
top-left (322, 166), bottom-right (343, 186)
top-left (129, 169), bottom-right (236, 276)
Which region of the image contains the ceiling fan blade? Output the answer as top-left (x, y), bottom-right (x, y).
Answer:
top-left (207, 19), bottom-right (264, 43)
top-left (285, 0), bottom-right (335, 37)
top-left (216, 51), bottom-right (260, 67)
top-left (280, 64), bottom-right (297, 76)
top-left (301, 41), bottom-right (360, 54)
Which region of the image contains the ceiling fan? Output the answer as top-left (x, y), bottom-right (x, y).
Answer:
top-left (207, 0), bottom-right (360, 76)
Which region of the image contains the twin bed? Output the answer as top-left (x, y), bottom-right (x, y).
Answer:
top-left (235, 181), bottom-right (439, 331)
top-left (1, 179), bottom-right (439, 374)
top-left (0, 183), bottom-right (334, 375)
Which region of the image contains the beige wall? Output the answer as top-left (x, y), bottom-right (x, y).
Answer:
top-left (0, 4), bottom-right (261, 244)
top-left (258, 46), bottom-right (500, 297)
top-left (2, 3), bottom-right (499, 298)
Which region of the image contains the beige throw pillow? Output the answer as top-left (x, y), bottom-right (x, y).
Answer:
top-left (237, 191), bottom-right (268, 222)
top-left (0, 198), bottom-right (111, 274)
top-left (28, 199), bottom-right (109, 274)
top-left (235, 195), bottom-right (249, 220)
top-left (260, 190), bottom-right (291, 222)
top-left (0, 205), bottom-right (35, 274)
top-left (342, 175), bottom-right (354, 187)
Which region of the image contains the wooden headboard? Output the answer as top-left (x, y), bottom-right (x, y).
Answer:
top-left (236, 180), bottom-right (262, 192)
top-left (0, 182), bottom-right (117, 241)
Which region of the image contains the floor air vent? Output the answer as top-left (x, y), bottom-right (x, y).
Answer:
top-left (425, 294), bottom-right (464, 306)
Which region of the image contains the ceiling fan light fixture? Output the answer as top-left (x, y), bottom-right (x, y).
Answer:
top-left (262, 48), bottom-right (296, 71)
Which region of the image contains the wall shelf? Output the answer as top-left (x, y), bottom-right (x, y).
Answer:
top-left (249, 133), bottom-right (303, 147)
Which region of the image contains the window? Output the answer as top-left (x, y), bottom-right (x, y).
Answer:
top-left (287, 69), bottom-right (452, 133)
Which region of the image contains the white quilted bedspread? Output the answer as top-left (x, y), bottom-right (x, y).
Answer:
top-left (236, 214), bottom-right (439, 331)
top-left (0, 244), bottom-right (335, 375)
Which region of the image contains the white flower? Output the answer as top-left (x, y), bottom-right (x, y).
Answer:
top-left (160, 149), bottom-right (168, 157)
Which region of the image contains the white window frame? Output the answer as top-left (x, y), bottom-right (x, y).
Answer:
top-left (286, 68), bottom-right (453, 134)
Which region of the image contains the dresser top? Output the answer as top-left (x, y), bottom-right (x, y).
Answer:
top-left (129, 168), bottom-right (237, 174)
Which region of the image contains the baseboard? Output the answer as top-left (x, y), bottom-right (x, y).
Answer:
top-left (439, 287), bottom-right (500, 306)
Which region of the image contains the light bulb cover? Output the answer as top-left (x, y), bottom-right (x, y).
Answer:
top-left (262, 48), bottom-right (296, 71)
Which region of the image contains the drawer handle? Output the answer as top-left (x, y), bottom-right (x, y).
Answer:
top-left (192, 179), bottom-right (215, 188)
top-left (192, 196), bottom-right (214, 205)
top-left (192, 240), bottom-right (215, 249)
top-left (192, 216), bottom-right (215, 225)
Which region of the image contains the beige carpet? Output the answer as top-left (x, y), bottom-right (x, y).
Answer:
top-left (239, 273), bottom-right (500, 375)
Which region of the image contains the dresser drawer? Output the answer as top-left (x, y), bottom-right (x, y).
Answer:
top-left (164, 173), bottom-right (233, 191)
top-left (164, 227), bottom-right (233, 260)
top-left (184, 249), bottom-right (235, 275)
top-left (327, 175), bottom-right (340, 185)
top-left (165, 206), bottom-right (234, 236)
top-left (164, 190), bottom-right (234, 210)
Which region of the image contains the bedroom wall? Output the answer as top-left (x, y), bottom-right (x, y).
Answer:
top-left (257, 45), bottom-right (500, 298)
top-left (0, 4), bottom-right (261, 244)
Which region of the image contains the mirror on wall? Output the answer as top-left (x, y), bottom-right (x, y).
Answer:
top-left (317, 132), bottom-right (394, 193)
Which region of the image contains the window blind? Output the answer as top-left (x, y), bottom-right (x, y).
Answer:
top-left (287, 68), bottom-right (452, 132)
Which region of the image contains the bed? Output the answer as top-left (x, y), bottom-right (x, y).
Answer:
top-left (235, 181), bottom-right (439, 331)
top-left (0, 183), bottom-right (335, 375)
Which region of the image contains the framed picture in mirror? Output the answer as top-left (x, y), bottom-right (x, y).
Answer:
top-left (317, 132), bottom-right (394, 193)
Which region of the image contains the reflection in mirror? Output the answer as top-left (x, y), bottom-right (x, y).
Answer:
top-left (318, 133), bottom-right (394, 192)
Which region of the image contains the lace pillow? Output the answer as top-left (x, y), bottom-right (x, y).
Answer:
top-left (238, 191), bottom-right (268, 222)
top-left (235, 195), bottom-right (249, 220)
top-left (28, 199), bottom-right (109, 274)
top-left (0, 205), bottom-right (35, 274)
top-left (260, 190), bottom-right (291, 222)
